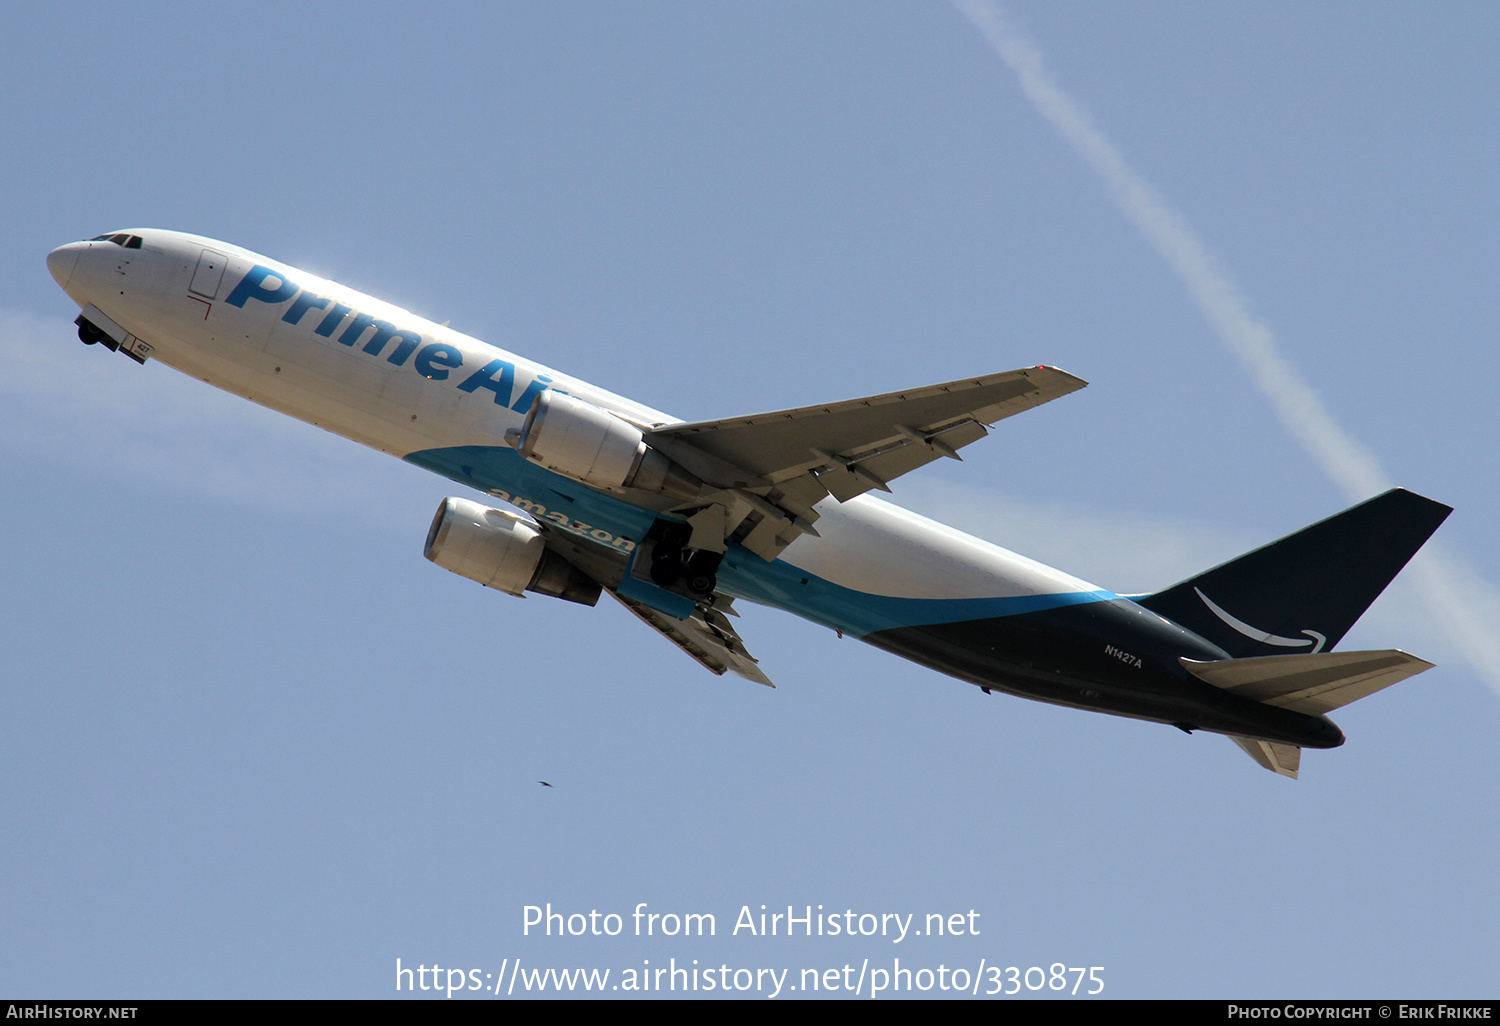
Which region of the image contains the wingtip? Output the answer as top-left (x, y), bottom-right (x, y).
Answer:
top-left (1034, 365), bottom-right (1089, 389)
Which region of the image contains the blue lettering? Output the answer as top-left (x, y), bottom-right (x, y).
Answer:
top-left (224, 265), bottom-right (300, 308)
top-left (314, 303), bottom-right (353, 337)
top-left (381, 333), bottom-right (423, 364)
top-left (282, 292), bottom-right (332, 325)
top-left (364, 326), bottom-right (421, 366)
top-left (337, 314), bottom-right (420, 365)
top-left (510, 374), bottom-right (553, 412)
top-left (456, 358), bottom-right (516, 405)
top-left (414, 343), bottom-right (464, 380)
top-left (336, 312), bottom-right (378, 347)
top-left (380, 333), bottom-right (423, 366)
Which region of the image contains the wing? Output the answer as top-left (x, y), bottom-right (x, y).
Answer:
top-left (649, 366), bottom-right (1086, 559)
top-left (530, 522), bottom-right (773, 687)
top-left (608, 590), bottom-right (775, 688)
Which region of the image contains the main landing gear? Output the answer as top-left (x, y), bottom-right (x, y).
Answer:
top-left (648, 520), bottom-right (722, 598)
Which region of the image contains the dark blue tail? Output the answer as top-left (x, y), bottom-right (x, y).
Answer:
top-left (1137, 489), bottom-right (1450, 658)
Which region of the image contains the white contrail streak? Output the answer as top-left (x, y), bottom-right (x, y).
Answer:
top-left (954, 0), bottom-right (1500, 695)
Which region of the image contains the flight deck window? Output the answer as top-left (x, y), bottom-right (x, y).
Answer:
top-left (89, 234), bottom-right (140, 248)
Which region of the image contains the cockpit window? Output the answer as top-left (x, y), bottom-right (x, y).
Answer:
top-left (89, 233), bottom-right (143, 248)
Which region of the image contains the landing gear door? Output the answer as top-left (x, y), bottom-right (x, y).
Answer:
top-left (189, 249), bottom-right (228, 299)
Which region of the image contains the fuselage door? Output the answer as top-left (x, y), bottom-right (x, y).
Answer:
top-left (189, 249), bottom-right (228, 299)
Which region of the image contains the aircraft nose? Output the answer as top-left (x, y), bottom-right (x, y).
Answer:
top-left (47, 243), bottom-right (82, 289)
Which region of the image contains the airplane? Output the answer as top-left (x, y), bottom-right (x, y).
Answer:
top-left (46, 229), bottom-right (1451, 778)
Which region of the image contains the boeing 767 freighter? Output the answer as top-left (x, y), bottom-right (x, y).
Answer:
top-left (46, 229), bottom-right (1450, 777)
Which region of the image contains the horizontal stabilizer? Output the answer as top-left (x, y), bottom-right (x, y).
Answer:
top-left (1182, 649), bottom-right (1434, 715)
top-left (1230, 736), bottom-right (1301, 778)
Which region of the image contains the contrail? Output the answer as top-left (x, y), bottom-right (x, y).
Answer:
top-left (954, 0), bottom-right (1500, 695)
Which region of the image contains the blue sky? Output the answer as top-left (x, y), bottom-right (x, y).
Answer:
top-left (2, 2), bottom-right (1496, 998)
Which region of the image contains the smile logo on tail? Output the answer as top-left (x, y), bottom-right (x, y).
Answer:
top-left (1194, 588), bottom-right (1326, 653)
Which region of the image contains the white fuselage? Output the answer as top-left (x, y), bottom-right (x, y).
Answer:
top-left (55, 228), bottom-right (1388, 760)
top-left (47, 229), bottom-right (1105, 634)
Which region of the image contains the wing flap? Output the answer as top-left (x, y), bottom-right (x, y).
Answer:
top-left (608, 590), bottom-right (775, 688)
top-left (528, 523), bottom-right (774, 687)
top-left (811, 419), bottom-right (994, 502)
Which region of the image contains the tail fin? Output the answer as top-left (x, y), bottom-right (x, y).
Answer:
top-left (1138, 489), bottom-right (1450, 658)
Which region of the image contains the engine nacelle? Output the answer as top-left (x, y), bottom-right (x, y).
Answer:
top-left (512, 391), bottom-right (701, 501)
top-left (423, 497), bottom-right (601, 606)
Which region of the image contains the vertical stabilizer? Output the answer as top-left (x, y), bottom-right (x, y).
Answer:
top-left (1137, 489), bottom-right (1449, 658)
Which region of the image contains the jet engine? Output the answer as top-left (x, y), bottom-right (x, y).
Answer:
top-left (511, 391), bottom-right (701, 501)
top-left (423, 497), bottom-right (601, 606)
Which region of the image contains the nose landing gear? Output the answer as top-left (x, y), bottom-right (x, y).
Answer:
top-left (76, 317), bottom-right (115, 349)
top-left (73, 311), bottom-right (153, 365)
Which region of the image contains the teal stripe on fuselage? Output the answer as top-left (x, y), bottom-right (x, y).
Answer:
top-left (715, 543), bottom-right (1117, 637)
top-left (405, 443), bottom-right (1118, 637)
